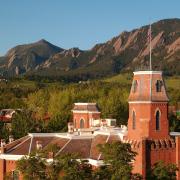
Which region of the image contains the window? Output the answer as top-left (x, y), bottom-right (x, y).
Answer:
top-left (156, 110), bottom-right (160, 130)
top-left (80, 119), bottom-right (84, 128)
top-left (132, 80), bottom-right (138, 93)
top-left (132, 111), bottom-right (136, 129)
top-left (156, 80), bottom-right (163, 92)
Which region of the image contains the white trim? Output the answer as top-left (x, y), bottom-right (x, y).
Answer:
top-left (0, 154), bottom-right (105, 167)
top-left (154, 108), bottom-right (162, 116)
top-left (74, 103), bottom-right (97, 105)
top-left (29, 133), bottom-right (59, 137)
top-left (0, 154), bottom-right (24, 160)
top-left (134, 71), bottom-right (162, 75)
top-left (170, 132), bottom-right (180, 136)
top-left (94, 129), bottom-right (126, 136)
top-left (6, 136), bottom-right (31, 153)
top-left (129, 101), bottom-right (168, 104)
top-left (28, 136), bottom-right (33, 155)
top-left (87, 158), bottom-right (104, 166)
top-left (29, 132), bottom-right (94, 139)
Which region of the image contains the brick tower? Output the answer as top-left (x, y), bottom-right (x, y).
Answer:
top-left (127, 71), bottom-right (169, 140)
top-left (72, 103), bottom-right (101, 129)
top-left (126, 71), bottom-right (178, 179)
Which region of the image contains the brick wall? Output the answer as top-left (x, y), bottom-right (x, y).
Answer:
top-left (73, 112), bottom-right (100, 129)
top-left (0, 159), bottom-right (5, 180)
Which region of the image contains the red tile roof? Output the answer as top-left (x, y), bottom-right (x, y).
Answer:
top-left (3, 133), bottom-right (121, 160)
top-left (60, 139), bottom-right (92, 158)
top-left (90, 135), bottom-right (108, 159)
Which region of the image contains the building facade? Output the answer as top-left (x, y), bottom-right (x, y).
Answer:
top-left (72, 103), bottom-right (101, 129)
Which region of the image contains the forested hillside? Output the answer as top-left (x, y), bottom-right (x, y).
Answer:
top-left (0, 74), bottom-right (179, 141)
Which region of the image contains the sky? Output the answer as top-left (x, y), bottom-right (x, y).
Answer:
top-left (0, 0), bottom-right (180, 55)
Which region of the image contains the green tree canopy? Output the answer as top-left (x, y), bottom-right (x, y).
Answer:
top-left (96, 141), bottom-right (142, 180)
top-left (147, 160), bottom-right (178, 180)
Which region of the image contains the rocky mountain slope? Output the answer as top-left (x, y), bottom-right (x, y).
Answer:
top-left (0, 18), bottom-right (179, 80)
top-left (0, 39), bottom-right (63, 76)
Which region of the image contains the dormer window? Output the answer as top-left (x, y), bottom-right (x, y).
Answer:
top-left (156, 80), bottom-right (163, 92)
top-left (132, 80), bottom-right (138, 93)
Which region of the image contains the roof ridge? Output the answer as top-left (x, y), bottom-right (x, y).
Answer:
top-left (6, 136), bottom-right (31, 154)
top-left (55, 138), bottom-right (71, 157)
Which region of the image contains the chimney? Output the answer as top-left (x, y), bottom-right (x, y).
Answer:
top-left (68, 122), bottom-right (74, 134)
top-left (36, 141), bottom-right (43, 150)
top-left (9, 135), bottom-right (14, 143)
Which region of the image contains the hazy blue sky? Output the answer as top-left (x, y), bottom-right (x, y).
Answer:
top-left (0, 0), bottom-right (180, 55)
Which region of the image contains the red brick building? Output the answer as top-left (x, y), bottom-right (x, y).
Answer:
top-left (126, 71), bottom-right (180, 179)
top-left (72, 103), bottom-right (101, 129)
top-left (0, 70), bottom-right (179, 180)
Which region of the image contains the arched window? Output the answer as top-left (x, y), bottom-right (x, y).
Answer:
top-left (80, 119), bottom-right (84, 129)
top-left (156, 110), bottom-right (160, 130)
top-left (132, 111), bottom-right (136, 129)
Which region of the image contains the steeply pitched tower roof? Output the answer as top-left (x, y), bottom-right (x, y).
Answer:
top-left (128, 71), bottom-right (169, 102)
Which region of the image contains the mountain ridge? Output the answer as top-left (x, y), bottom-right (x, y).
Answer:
top-left (0, 18), bottom-right (179, 80)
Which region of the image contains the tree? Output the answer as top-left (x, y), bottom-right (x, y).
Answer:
top-left (42, 144), bottom-right (63, 180)
top-left (46, 113), bottom-right (70, 133)
top-left (0, 121), bottom-right (10, 141)
top-left (58, 154), bottom-right (93, 180)
top-left (16, 145), bottom-right (93, 180)
top-left (93, 165), bottom-right (112, 180)
top-left (11, 110), bottom-right (35, 139)
top-left (25, 89), bottom-right (49, 119)
top-left (147, 161), bottom-right (178, 180)
top-left (16, 145), bottom-right (62, 180)
top-left (97, 141), bottom-right (142, 180)
top-left (169, 113), bottom-right (180, 132)
top-left (17, 153), bottom-right (47, 180)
